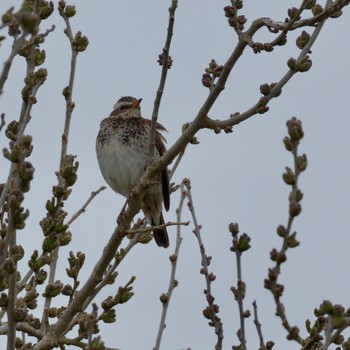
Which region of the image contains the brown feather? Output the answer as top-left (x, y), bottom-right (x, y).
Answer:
top-left (143, 118), bottom-right (170, 212)
top-left (152, 212), bottom-right (169, 248)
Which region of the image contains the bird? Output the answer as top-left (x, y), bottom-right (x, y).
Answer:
top-left (96, 96), bottom-right (170, 248)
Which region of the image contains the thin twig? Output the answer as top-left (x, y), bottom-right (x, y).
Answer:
top-left (0, 113), bottom-right (5, 132)
top-left (126, 220), bottom-right (189, 235)
top-left (271, 150), bottom-right (303, 343)
top-left (67, 186), bottom-right (106, 226)
top-left (82, 240), bottom-right (135, 308)
top-left (6, 209), bottom-right (17, 350)
top-left (204, 6), bottom-right (333, 131)
top-left (62, 230), bottom-right (141, 336)
top-left (252, 300), bottom-right (266, 349)
top-left (0, 32), bottom-right (47, 338)
top-left (41, 10), bottom-right (80, 332)
top-left (35, 197), bottom-right (145, 349)
top-left (0, 19), bottom-right (54, 96)
top-left (0, 32), bottom-right (27, 96)
top-left (154, 181), bottom-right (186, 349)
top-left (0, 77), bottom-right (45, 213)
top-left (184, 179), bottom-right (223, 350)
top-left (1, 54), bottom-right (43, 331)
top-left (327, 317), bottom-right (350, 347)
top-left (264, 118), bottom-right (307, 344)
top-left (3, 43), bottom-right (40, 338)
top-left (148, 0), bottom-right (178, 158)
top-left (169, 150), bottom-right (184, 180)
top-left (321, 316), bottom-right (334, 350)
top-left (41, 252), bottom-right (58, 333)
top-left (158, 2), bottom-right (350, 172)
top-left (233, 246), bottom-right (246, 350)
top-left (229, 0), bottom-right (243, 37)
top-left (229, 223), bottom-right (250, 350)
top-left (59, 15), bottom-right (77, 169)
top-left (0, 7), bottom-right (14, 31)
top-left (262, 0), bottom-right (349, 31)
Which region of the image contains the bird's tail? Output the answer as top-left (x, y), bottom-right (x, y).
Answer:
top-left (152, 212), bottom-right (169, 248)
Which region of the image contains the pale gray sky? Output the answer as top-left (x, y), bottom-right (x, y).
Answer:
top-left (1, 1), bottom-right (350, 349)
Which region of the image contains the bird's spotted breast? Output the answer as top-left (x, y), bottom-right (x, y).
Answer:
top-left (97, 116), bottom-right (149, 148)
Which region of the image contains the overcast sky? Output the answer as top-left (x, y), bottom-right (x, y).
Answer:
top-left (1, 1), bottom-right (350, 349)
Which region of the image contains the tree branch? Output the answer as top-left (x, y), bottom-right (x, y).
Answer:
top-left (204, 4), bottom-right (333, 132)
top-left (66, 186), bottom-right (106, 226)
top-left (0, 75), bottom-right (46, 213)
top-left (61, 222), bottom-right (143, 337)
top-left (154, 180), bottom-right (185, 349)
top-left (0, 32), bottom-right (27, 96)
top-left (264, 118), bottom-right (307, 344)
top-left (148, 0), bottom-right (178, 158)
top-left (0, 113), bottom-right (6, 132)
top-left (252, 300), bottom-right (266, 350)
top-left (184, 179), bottom-right (223, 350)
top-left (40, 6), bottom-right (88, 333)
top-left (126, 220), bottom-right (189, 235)
top-left (6, 208), bottom-right (17, 350)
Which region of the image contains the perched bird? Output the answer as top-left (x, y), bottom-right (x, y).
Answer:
top-left (96, 96), bottom-right (170, 248)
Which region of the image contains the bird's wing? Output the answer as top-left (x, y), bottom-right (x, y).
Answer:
top-left (155, 122), bottom-right (170, 212)
top-left (143, 118), bottom-right (170, 211)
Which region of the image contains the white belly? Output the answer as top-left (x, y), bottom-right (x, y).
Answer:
top-left (96, 136), bottom-right (148, 197)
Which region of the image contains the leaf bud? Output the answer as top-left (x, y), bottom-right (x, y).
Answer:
top-left (282, 167), bottom-right (295, 185)
top-left (289, 201), bottom-right (302, 217)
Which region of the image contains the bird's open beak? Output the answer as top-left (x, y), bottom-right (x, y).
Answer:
top-left (132, 98), bottom-right (142, 109)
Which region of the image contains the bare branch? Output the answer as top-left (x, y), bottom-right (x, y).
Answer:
top-left (127, 220), bottom-right (189, 235)
top-left (41, 6), bottom-right (88, 333)
top-left (228, 223), bottom-right (251, 350)
top-left (35, 230), bottom-right (125, 349)
top-left (184, 179), bottom-right (223, 350)
top-left (0, 20), bottom-right (54, 96)
top-left (264, 118), bottom-right (306, 344)
top-left (0, 321), bottom-right (43, 337)
top-left (252, 300), bottom-right (266, 350)
top-left (328, 318), bottom-right (350, 348)
top-left (169, 150), bottom-right (184, 180)
top-left (204, 6), bottom-right (332, 132)
top-left (67, 186), bottom-right (106, 226)
top-left (228, 0), bottom-right (242, 37)
top-left (0, 71), bottom-right (46, 215)
top-left (59, 41), bottom-right (77, 167)
top-left (0, 32), bottom-right (27, 96)
top-left (62, 227), bottom-right (141, 337)
top-left (6, 208), bottom-right (17, 350)
top-left (0, 113), bottom-right (5, 132)
top-left (149, 0), bottom-right (178, 158)
top-left (0, 7), bottom-right (14, 31)
top-left (322, 316), bottom-right (333, 350)
top-left (154, 180), bottom-right (186, 349)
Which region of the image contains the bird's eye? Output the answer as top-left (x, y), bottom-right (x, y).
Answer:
top-left (120, 105), bottom-right (127, 111)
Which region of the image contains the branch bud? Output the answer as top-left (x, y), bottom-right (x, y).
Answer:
top-left (282, 167), bottom-right (295, 185)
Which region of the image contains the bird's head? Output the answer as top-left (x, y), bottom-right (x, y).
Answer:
top-left (112, 96), bottom-right (142, 118)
